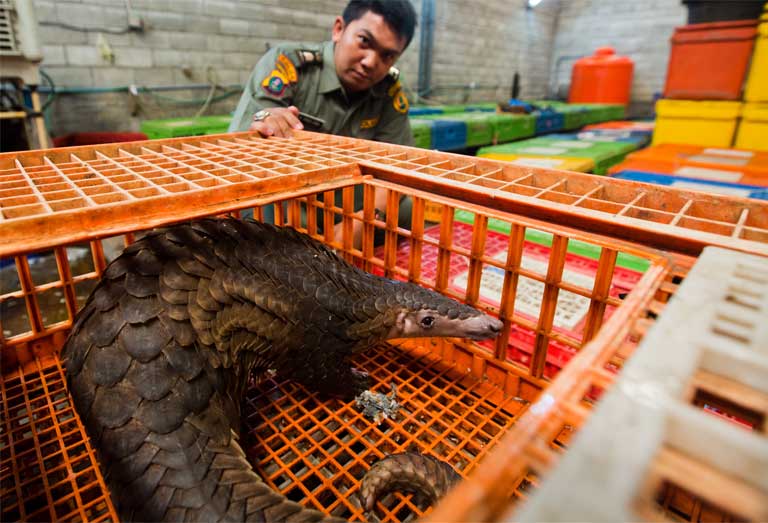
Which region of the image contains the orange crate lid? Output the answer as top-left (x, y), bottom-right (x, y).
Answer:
top-left (664, 19), bottom-right (758, 100)
top-left (583, 120), bottom-right (654, 132)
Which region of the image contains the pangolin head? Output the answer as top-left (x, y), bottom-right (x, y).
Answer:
top-left (384, 282), bottom-right (503, 341)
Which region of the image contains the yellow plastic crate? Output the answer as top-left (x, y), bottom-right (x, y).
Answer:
top-left (475, 153), bottom-right (595, 172)
top-left (744, 6), bottom-right (768, 102)
top-left (652, 99), bottom-right (742, 147)
top-left (735, 103), bottom-right (768, 151)
top-left (424, 201), bottom-right (443, 222)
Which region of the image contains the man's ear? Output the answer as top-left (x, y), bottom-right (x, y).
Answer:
top-left (331, 16), bottom-right (345, 43)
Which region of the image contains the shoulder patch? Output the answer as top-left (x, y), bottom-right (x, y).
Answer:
top-left (387, 79), bottom-right (402, 98)
top-left (388, 80), bottom-right (409, 114)
top-left (393, 90), bottom-right (409, 114)
top-left (276, 53), bottom-right (298, 82)
top-left (261, 53), bottom-right (298, 96)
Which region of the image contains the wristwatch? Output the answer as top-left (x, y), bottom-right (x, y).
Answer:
top-left (252, 109), bottom-right (271, 122)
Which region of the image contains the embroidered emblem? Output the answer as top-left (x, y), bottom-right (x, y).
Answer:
top-left (262, 74), bottom-right (286, 96)
top-left (261, 53), bottom-right (297, 96)
top-left (360, 117), bottom-right (380, 129)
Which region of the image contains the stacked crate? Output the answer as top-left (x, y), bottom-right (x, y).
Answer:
top-left (737, 4), bottom-right (768, 150)
top-left (610, 143), bottom-right (768, 184)
top-left (654, 12), bottom-right (763, 148)
top-left (477, 136), bottom-right (636, 175)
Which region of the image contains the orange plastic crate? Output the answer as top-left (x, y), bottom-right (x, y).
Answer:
top-left (1, 132), bottom-right (767, 523)
top-left (664, 20), bottom-right (758, 100)
top-left (611, 143), bottom-right (768, 186)
top-left (583, 121), bottom-right (655, 132)
top-left (0, 354), bottom-right (116, 522)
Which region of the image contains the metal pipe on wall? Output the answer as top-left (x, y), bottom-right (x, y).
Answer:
top-left (417, 0), bottom-right (435, 98)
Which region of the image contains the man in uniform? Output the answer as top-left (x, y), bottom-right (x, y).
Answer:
top-left (229, 0), bottom-right (418, 241)
top-left (229, 0), bottom-right (416, 146)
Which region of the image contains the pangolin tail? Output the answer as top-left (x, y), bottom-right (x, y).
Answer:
top-left (359, 452), bottom-right (462, 513)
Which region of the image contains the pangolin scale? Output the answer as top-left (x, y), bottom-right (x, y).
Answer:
top-left (62, 218), bottom-right (502, 522)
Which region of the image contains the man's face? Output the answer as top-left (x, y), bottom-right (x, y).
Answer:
top-left (332, 11), bottom-right (407, 93)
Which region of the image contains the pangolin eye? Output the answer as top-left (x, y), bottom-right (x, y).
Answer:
top-left (420, 316), bottom-right (435, 329)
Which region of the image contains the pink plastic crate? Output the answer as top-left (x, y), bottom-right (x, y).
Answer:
top-left (375, 222), bottom-right (643, 378)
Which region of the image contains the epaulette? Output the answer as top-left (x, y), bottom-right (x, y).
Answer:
top-left (295, 49), bottom-right (323, 69)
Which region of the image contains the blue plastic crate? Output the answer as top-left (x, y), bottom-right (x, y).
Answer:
top-left (464, 103), bottom-right (498, 112)
top-left (424, 119), bottom-right (467, 151)
top-left (408, 107), bottom-right (444, 116)
top-left (613, 170), bottom-right (768, 200)
top-left (533, 109), bottom-right (565, 134)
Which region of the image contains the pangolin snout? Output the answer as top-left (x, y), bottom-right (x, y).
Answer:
top-left (465, 315), bottom-right (504, 340)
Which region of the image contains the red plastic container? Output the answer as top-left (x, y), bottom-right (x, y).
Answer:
top-left (664, 19), bottom-right (759, 100)
top-left (568, 47), bottom-right (634, 105)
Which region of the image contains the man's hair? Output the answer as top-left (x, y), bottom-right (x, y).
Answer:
top-left (342, 0), bottom-right (417, 49)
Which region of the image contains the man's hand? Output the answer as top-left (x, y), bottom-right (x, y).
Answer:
top-left (249, 106), bottom-right (303, 137)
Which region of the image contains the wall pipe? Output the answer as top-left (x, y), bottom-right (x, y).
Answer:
top-left (417, 0), bottom-right (435, 99)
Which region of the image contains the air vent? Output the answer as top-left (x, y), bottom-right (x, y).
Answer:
top-left (0, 0), bottom-right (20, 56)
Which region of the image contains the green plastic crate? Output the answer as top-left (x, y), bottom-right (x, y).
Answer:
top-left (420, 113), bottom-right (493, 147)
top-left (409, 119), bottom-right (432, 149)
top-left (465, 102), bottom-right (499, 112)
top-left (199, 115), bottom-right (234, 132)
top-left (440, 104), bottom-right (471, 114)
top-left (419, 112), bottom-right (536, 147)
top-left (595, 104), bottom-right (626, 122)
top-left (141, 115), bottom-right (232, 139)
top-left (567, 104), bottom-right (626, 125)
top-left (477, 136), bottom-right (636, 174)
top-left (486, 113), bottom-right (536, 143)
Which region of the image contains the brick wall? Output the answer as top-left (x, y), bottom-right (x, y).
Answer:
top-left (35, 0), bottom-right (347, 135)
top-left (31, 0), bottom-right (686, 135)
top-left (427, 0), bottom-right (559, 104)
top-left (551, 0), bottom-right (687, 116)
top-left (33, 0), bottom-right (562, 135)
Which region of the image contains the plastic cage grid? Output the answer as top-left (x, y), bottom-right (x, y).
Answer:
top-left (509, 247), bottom-right (768, 523)
top-left (0, 353), bottom-right (116, 522)
top-left (1, 131), bottom-right (767, 523)
top-left (1, 132), bottom-right (768, 257)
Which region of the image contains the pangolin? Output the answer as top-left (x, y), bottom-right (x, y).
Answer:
top-left (62, 218), bottom-right (502, 522)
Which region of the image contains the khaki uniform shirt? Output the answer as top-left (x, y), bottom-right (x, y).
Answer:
top-left (229, 41), bottom-right (413, 146)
